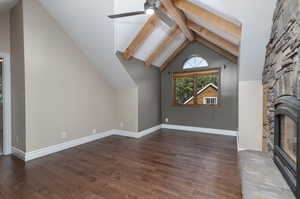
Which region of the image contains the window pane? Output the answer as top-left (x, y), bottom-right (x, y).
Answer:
top-left (175, 77), bottom-right (194, 105)
top-left (204, 97), bottom-right (218, 105)
top-left (173, 69), bottom-right (220, 106)
top-left (195, 75), bottom-right (218, 105)
top-left (183, 57), bottom-right (208, 69)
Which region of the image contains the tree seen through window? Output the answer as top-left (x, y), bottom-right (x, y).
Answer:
top-left (173, 69), bottom-right (219, 106)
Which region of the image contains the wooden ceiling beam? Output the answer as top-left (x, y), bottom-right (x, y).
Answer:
top-left (174, 0), bottom-right (241, 40)
top-left (160, 40), bottom-right (191, 72)
top-left (145, 26), bottom-right (182, 67)
top-left (161, 0), bottom-right (194, 41)
top-left (195, 36), bottom-right (238, 64)
top-left (187, 20), bottom-right (239, 56)
top-left (122, 15), bottom-right (160, 60)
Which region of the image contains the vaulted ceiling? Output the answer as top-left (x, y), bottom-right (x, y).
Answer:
top-left (119, 0), bottom-right (242, 72)
top-left (39, 0), bottom-right (275, 88)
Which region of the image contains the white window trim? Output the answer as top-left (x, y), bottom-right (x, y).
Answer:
top-left (203, 97), bottom-right (218, 105)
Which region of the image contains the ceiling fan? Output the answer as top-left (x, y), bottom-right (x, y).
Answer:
top-left (108, 0), bottom-right (175, 27)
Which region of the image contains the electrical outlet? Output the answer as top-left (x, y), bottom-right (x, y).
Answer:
top-left (165, 118), bottom-right (169, 123)
top-left (92, 129), bottom-right (97, 135)
top-left (120, 121), bottom-right (124, 128)
top-left (61, 132), bottom-right (67, 139)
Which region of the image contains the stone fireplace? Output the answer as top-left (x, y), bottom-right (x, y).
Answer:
top-left (263, 0), bottom-right (300, 152)
top-left (274, 96), bottom-right (300, 196)
top-left (263, 0), bottom-right (300, 197)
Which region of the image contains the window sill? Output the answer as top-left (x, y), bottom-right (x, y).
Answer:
top-left (171, 104), bottom-right (220, 107)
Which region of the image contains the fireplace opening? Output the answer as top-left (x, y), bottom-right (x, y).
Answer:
top-left (274, 96), bottom-right (300, 197)
top-left (280, 115), bottom-right (297, 163)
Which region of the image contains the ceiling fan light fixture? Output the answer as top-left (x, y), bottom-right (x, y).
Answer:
top-left (145, 7), bottom-right (155, 15)
top-left (108, 0), bottom-right (175, 28)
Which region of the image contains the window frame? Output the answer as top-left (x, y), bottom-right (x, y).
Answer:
top-left (172, 68), bottom-right (221, 107)
top-left (182, 55), bottom-right (209, 70)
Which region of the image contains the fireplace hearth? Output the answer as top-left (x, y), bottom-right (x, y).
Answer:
top-left (274, 96), bottom-right (300, 197)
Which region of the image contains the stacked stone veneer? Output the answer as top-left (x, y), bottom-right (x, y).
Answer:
top-left (263, 0), bottom-right (300, 151)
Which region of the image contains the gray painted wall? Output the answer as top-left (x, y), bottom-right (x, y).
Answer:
top-left (117, 52), bottom-right (161, 131)
top-left (0, 10), bottom-right (10, 54)
top-left (161, 42), bottom-right (238, 131)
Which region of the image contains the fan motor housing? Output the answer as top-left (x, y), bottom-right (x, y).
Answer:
top-left (145, 0), bottom-right (160, 10)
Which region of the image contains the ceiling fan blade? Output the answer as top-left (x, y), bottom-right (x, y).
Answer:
top-left (155, 8), bottom-right (176, 28)
top-left (108, 11), bottom-right (145, 19)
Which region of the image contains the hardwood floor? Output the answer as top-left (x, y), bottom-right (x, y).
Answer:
top-left (0, 130), bottom-right (242, 199)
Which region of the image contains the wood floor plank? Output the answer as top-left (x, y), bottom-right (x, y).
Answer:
top-left (0, 129), bottom-right (242, 199)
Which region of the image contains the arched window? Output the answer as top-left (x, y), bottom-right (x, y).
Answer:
top-left (183, 56), bottom-right (208, 69)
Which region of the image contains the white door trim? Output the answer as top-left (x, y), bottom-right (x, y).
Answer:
top-left (0, 53), bottom-right (12, 155)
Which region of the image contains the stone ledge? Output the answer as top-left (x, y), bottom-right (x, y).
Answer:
top-left (239, 150), bottom-right (295, 199)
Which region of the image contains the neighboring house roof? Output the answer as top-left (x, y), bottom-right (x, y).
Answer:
top-left (184, 83), bottom-right (218, 104)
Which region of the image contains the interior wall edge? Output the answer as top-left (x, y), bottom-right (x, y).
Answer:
top-left (238, 80), bottom-right (263, 151)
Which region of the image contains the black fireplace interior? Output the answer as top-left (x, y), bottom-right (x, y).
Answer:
top-left (274, 96), bottom-right (300, 197)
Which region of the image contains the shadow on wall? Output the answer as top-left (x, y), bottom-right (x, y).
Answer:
top-left (116, 52), bottom-right (161, 132)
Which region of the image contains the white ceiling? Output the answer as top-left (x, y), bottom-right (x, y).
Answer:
top-left (38, 0), bottom-right (136, 89)
top-left (38, 0), bottom-right (276, 88)
top-left (0, 0), bottom-right (17, 12)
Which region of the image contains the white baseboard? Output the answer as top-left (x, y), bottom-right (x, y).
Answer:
top-left (138, 125), bottom-right (162, 137)
top-left (236, 136), bottom-right (247, 151)
top-left (113, 130), bottom-right (138, 138)
top-left (161, 124), bottom-right (238, 136)
top-left (12, 147), bottom-right (26, 161)
top-left (114, 125), bottom-right (162, 138)
top-left (25, 130), bottom-right (115, 161)
top-left (13, 126), bottom-right (162, 162)
top-left (12, 124), bottom-right (238, 162)
top-left (238, 147), bottom-right (247, 151)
